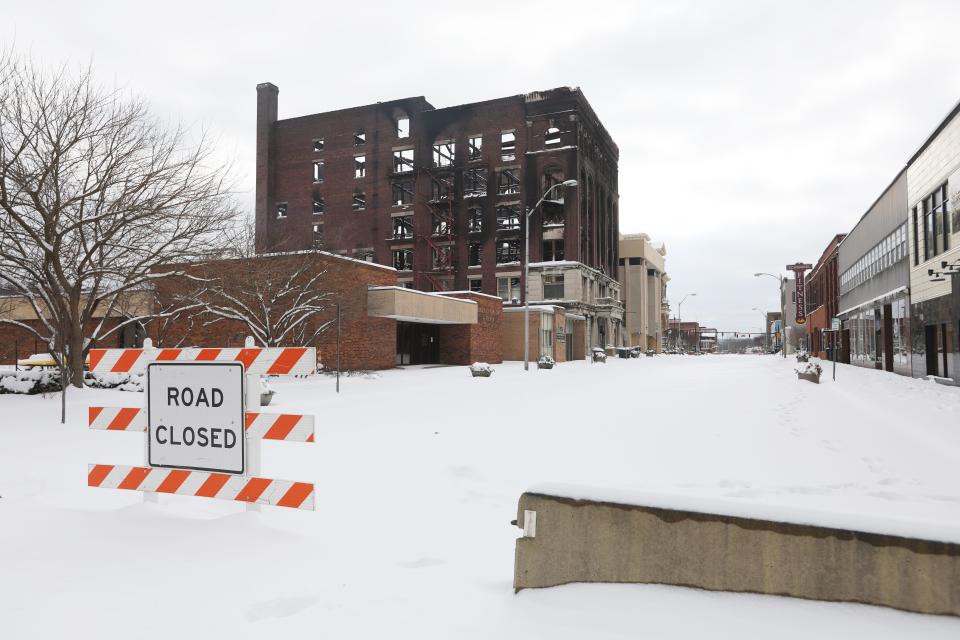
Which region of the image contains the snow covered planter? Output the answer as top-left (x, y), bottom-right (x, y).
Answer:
top-left (795, 362), bottom-right (822, 384)
top-left (537, 355), bottom-right (555, 370)
top-left (796, 351), bottom-right (810, 363)
top-left (259, 376), bottom-right (276, 406)
top-left (469, 362), bottom-right (494, 377)
top-left (592, 348), bottom-right (607, 363)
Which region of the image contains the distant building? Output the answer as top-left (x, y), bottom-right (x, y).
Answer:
top-left (805, 234), bottom-right (846, 359)
top-left (837, 169), bottom-right (912, 375)
top-left (667, 319), bottom-right (700, 352)
top-left (780, 278), bottom-right (802, 355)
top-left (617, 233), bottom-right (668, 351)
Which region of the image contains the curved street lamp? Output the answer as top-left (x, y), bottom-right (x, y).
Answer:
top-left (524, 179), bottom-right (578, 371)
top-left (676, 293), bottom-right (696, 351)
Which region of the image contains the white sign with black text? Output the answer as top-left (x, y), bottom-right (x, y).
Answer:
top-left (147, 362), bottom-right (245, 475)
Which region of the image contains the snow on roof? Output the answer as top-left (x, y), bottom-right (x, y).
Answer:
top-left (368, 286), bottom-right (477, 305)
top-left (527, 483), bottom-right (960, 545)
top-left (439, 290), bottom-right (504, 302)
top-left (503, 305), bottom-right (559, 314)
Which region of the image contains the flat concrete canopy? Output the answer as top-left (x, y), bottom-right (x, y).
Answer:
top-left (367, 287), bottom-right (477, 325)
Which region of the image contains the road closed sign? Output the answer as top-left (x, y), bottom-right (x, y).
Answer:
top-left (147, 362), bottom-right (245, 474)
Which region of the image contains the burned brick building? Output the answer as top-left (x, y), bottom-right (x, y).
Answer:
top-left (255, 84), bottom-right (623, 349)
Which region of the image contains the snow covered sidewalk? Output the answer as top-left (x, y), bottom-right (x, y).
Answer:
top-left (1, 355), bottom-right (958, 638)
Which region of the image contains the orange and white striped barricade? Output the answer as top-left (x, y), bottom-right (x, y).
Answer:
top-left (87, 338), bottom-right (317, 511)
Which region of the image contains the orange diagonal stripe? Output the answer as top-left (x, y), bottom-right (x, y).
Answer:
top-left (108, 407), bottom-right (141, 430)
top-left (155, 469), bottom-right (191, 494)
top-left (245, 412), bottom-right (258, 430)
top-left (196, 348), bottom-right (221, 361)
top-left (88, 406), bottom-right (104, 426)
top-left (263, 414), bottom-right (300, 440)
top-left (277, 482), bottom-right (313, 509)
top-left (266, 347), bottom-right (307, 374)
top-left (196, 473), bottom-right (230, 498)
top-left (235, 348), bottom-right (260, 371)
top-left (235, 477), bottom-right (272, 503)
top-left (88, 464), bottom-right (114, 487)
top-left (117, 467), bottom-right (151, 490)
top-left (87, 349), bottom-right (106, 371)
top-left (112, 349), bottom-right (143, 373)
top-left (156, 348), bottom-right (182, 361)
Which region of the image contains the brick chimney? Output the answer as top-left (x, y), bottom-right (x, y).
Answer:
top-left (255, 83), bottom-right (278, 254)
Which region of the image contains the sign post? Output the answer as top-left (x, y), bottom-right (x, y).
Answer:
top-left (830, 317), bottom-right (841, 381)
top-left (87, 338), bottom-right (317, 511)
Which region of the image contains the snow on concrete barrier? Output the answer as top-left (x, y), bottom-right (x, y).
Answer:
top-left (513, 490), bottom-right (960, 616)
top-left (87, 464), bottom-right (314, 510)
top-left (88, 406), bottom-right (315, 442)
top-left (87, 346), bottom-right (316, 375)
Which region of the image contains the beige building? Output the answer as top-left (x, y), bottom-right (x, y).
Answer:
top-left (524, 261), bottom-right (624, 353)
top-left (617, 233), bottom-right (669, 351)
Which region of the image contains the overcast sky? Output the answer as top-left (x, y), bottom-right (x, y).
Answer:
top-left (6, 0), bottom-right (960, 331)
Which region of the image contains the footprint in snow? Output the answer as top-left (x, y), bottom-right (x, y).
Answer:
top-left (245, 596), bottom-right (319, 622)
top-left (398, 557), bottom-right (446, 569)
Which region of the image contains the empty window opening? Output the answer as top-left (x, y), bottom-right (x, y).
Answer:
top-left (498, 276), bottom-right (521, 302)
top-left (393, 149), bottom-right (415, 173)
top-left (498, 169), bottom-right (520, 195)
top-left (467, 207), bottom-right (483, 233)
top-left (355, 155), bottom-right (366, 179)
top-left (545, 127), bottom-right (561, 147)
top-left (393, 215), bottom-right (413, 239)
top-left (469, 278), bottom-right (483, 292)
top-left (397, 117), bottom-right (409, 138)
top-left (468, 135), bottom-right (483, 161)
top-left (393, 248), bottom-right (413, 271)
top-left (353, 192), bottom-right (366, 210)
top-left (313, 138), bottom-right (324, 152)
top-left (392, 178), bottom-right (415, 206)
top-left (354, 130), bottom-right (366, 146)
top-left (464, 168), bottom-right (488, 197)
top-left (432, 245), bottom-right (452, 269)
top-left (312, 194), bottom-right (324, 214)
top-left (543, 239), bottom-right (564, 262)
top-left (313, 160), bottom-right (325, 183)
top-left (432, 212), bottom-right (452, 236)
top-left (496, 240), bottom-right (521, 264)
top-left (543, 273), bottom-right (564, 299)
top-left (501, 132), bottom-right (516, 161)
top-left (312, 223), bottom-right (324, 248)
top-left (497, 205), bottom-right (521, 231)
top-left (433, 141), bottom-right (455, 167)
top-left (431, 175), bottom-right (454, 202)
top-left (468, 242), bottom-right (482, 267)
top-left (276, 203), bottom-right (288, 219)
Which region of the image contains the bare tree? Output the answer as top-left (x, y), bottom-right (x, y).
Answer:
top-left (0, 52), bottom-right (239, 387)
top-left (168, 224), bottom-right (334, 347)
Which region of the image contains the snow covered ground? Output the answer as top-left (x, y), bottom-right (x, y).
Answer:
top-left (1, 355), bottom-right (959, 638)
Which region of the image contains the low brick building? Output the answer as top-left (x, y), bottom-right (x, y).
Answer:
top-left (805, 234), bottom-right (846, 359)
top-left (502, 306), bottom-right (586, 363)
top-left (1, 251), bottom-right (504, 371)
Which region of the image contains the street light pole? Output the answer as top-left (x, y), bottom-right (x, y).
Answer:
top-left (676, 293), bottom-right (696, 351)
top-left (755, 272), bottom-right (786, 357)
top-left (524, 179), bottom-right (577, 371)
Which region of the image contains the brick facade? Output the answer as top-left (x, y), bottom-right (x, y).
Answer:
top-left (436, 292), bottom-right (503, 365)
top-left (255, 85), bottom-right (619, 301)
top-left (805, 234), bottom-right (846, 359)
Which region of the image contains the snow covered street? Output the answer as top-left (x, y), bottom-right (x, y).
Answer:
top-left (1, 355), bottom-right (959, 638)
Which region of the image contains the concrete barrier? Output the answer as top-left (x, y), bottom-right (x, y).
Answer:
top-left (513, 492), bottom-right (960, 616)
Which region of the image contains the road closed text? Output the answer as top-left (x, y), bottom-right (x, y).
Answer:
top-left (147, 363), bottom-right (245, 474)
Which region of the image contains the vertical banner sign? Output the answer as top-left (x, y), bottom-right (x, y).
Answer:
top-left (787, 263), bottom-right (813, 325)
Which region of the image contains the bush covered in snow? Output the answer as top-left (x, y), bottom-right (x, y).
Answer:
top-left (0, 369), bottom-right (61, 394)
top-left (537, 355), bottom-right (555, 369)
top-left (84, 372), bottom-right (144, 392)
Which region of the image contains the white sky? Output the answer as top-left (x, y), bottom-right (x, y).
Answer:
top-left (6, 0), bottom-right (960, 331)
